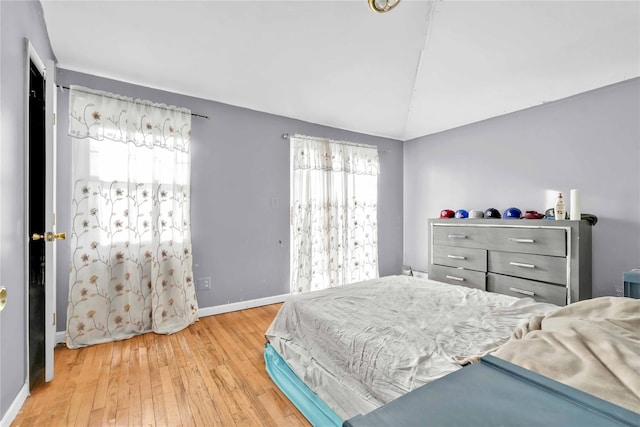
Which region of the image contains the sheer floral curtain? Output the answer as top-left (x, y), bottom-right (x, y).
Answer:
top-left (66, 85), bottom-right (198, 348)
top-left (290, 135), bottom-right (380, 294)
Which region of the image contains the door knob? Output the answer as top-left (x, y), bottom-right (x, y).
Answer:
top-left (32, 232), bottom-right (66, 242)
top-left (0, 287), bottom-right (6, 312)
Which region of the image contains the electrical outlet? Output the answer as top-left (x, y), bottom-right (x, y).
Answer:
top-left (197, 277), bottom-right (212, 291)
top-left (614, 286), bottom-right (624, 297)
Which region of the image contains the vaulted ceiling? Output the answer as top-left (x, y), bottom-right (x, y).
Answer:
top-left (40, 0), bottom-right (640, 141)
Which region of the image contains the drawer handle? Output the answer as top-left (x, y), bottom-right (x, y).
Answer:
top-left (509, 261), bottom-right (536, 269)
top-left (448, 255), bottom-right (466, 260)
top-left (509, 287), bottom-right (535, 297)
top-left (448, 234), bottom-right (467, 239)
top-left (446, 275), bottom-right (465, 282)
top-left (508, 238), bottom-right (535, 243)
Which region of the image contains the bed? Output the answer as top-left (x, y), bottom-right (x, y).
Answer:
top-left (264, 275), bottom-right (562, 424)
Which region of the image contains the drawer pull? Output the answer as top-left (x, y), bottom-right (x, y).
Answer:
top-left (446, 275), bottom-right (465, 282)
top-left (448, 234), bottom-right (467, 239)
top-left (508, 238), bottom-right (535, 243)
top-left (509, 287), bottom-right (535, 297)
top-left (509, 261), bottom-right (536, 269)
top-left (447, 255), bottom-right (466, 260)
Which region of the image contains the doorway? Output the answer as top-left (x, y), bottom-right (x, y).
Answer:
top-left (28, 59), bottom-right (46, 390)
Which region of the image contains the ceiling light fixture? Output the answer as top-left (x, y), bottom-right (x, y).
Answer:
top-left (368, 0), bottom-right (401, 13)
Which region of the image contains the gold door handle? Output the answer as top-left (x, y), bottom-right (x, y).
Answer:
top-left (0, 287), bottom-right (6, 312)
top-left (32, 232), bottom-right (66, 242)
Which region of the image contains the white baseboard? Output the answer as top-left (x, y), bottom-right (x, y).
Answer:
top-left (53, 293), bottom-right (290, 344)
top-left (197, 293), bottom-right (289, 318)
top-left (0, 382), bottom-right (29, 427)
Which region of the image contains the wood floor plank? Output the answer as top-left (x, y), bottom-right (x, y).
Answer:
top-left (91, 342), bottom-right (114, 411)
top-left (103, 340), bottom-right (123, 424)
top-left (127, 345), bottom-right (143, 427)
top-left (87, 407), bottom-right (105, 426)
top-left (59, 345), bottom-right (87, 425)
top-left (169, 367), bottom-right (196, 427)
top-left (187, 337), bottom-right (234, 425)
top-left (159, 365), bottom-right (182, 426)
top-left (75, 345), bottom-right (103, 426)
top-left (138, 341), bottom-right (157, 427)
top-left (12, 304), bottom-right (311, 427)
top-left (210, 365), bottom-right (247, 425)
top-left (258, 388), bottom-right (301, 424)
top-left (180, 363), bottom-right (221, 426)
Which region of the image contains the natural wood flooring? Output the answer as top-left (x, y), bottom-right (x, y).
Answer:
top-left (12, 304), bottom-right (310, 427)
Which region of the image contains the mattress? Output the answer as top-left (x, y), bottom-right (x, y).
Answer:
top-left (265, 275), bottom-right (558, 420)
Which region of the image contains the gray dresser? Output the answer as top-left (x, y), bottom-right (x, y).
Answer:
top-left (428, 218), bottom-right (592, 305)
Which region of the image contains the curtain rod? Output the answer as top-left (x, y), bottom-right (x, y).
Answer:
top-left (282, 133), bottom-right (391, 153)
top-left (56, 84), bottom-right (210, 120)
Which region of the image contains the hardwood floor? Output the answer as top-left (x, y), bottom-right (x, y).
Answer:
top-left (12, 304), bottom-right (310, 427)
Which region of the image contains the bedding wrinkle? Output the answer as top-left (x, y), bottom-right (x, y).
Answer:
top-left (265, 276), bottom-right (556, 419)
top-left (493, 297), bottom-right (640, 413)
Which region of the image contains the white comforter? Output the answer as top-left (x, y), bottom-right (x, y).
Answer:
top-left (265, 275), bottom-right (558, 419)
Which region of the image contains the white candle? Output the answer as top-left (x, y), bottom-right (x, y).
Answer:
top-left (570, 189), bottom-right (581, 220)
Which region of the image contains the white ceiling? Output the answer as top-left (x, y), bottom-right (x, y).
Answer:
top-left (40, 0), bottom-right (640, 141)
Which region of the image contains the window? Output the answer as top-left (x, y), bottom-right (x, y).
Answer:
top-left (289, 135), bottom-right (380, 294)
top-left (66, 85), bottom-right (197, 348)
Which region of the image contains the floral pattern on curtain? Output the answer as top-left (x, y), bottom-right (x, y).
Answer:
top-left (290, 135), bottom-right (380, 294)
top-left (66, 85), bottom-right (198, 348)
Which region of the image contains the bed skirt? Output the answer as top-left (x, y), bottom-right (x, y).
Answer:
top-left (264, 343), bottom-right (343, 427)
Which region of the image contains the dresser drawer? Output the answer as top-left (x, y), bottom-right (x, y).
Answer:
top-left (487, 228), bottom-right (566, 257)
top-left (433, 246), bottom-right (487, 271)
top-left (487, 273), bottom-right (566, 306)
top-left (488, 251), bottom-right (566, 285)
top-left (432, 225), bottom-right (494, 250)
top-left (432, 225), bottom-right (566, 257)
top-left (429, 265), bottom-right (486, 291)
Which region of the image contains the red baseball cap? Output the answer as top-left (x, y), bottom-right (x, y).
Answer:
top-left (440, 209), bottom-right (455, 218)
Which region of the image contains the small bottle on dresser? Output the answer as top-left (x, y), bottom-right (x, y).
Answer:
top-left (555, 192), bottom-right (566, 220)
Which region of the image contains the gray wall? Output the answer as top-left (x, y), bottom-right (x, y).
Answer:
top-left (55, 69), bottom-right (404, 330)
top-left (403, 78), bottom-right (640, 297)
top-left (0, 0), bottom-right (56, 418)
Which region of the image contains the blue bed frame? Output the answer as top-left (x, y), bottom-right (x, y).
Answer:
top-left (264, 343), bottom-right (343, 427)
top-left (266, 343), bottom-right (639, 427)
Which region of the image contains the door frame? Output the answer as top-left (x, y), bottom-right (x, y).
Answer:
top-left (23, 39), bottom-right (57, 384)
top-left (44, 57), bottom-right (57, 382)
top-left (0, 1), bottom-right (3, 413)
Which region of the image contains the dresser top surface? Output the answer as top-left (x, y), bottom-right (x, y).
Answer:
top-left (429, 218), bottom-right (589, 226)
